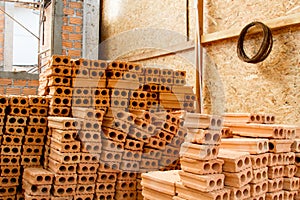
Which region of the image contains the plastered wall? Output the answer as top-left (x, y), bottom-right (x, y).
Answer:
top-left (101, 0), bottom-right (300, 125)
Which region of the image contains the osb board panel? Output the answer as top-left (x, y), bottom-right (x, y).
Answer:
top-left (101, 0), bottom-right (187, 40)
top-left (203, 0), bottom-right (300, 34)
top-left (204, 26), bottom-right (300, 125)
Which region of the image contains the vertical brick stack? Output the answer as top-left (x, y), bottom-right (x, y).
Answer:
top-left (293, 140), bottom-right (300, 200)
top-left (22, 168), bottom-right (53, 199)
top-left (46, 117), bottom-right (82, 199)
top-left (175, 113), bottom-right (229, 200)
top-left (221, 113), bottom-right (298, 200)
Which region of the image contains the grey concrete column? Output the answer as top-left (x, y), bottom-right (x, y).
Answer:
top-left (3, 2), bottom-right (14, 71)
top-left (82, 0), bottom-right (100, 59)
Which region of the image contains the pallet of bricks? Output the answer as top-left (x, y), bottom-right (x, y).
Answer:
top-left (35, 55), bottom-right (197, 199)
top-left (0, 95), bottom-right (49, 200)
top-left (220, 113), bottom-right (299, 200)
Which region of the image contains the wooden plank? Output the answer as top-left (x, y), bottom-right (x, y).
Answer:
top-left (201, 12), bottom-right (300, 44)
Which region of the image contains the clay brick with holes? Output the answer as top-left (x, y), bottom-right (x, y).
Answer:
top-left (116, 180), bottom-right (136, 191)
top-left (0, 95), bottom-right (9, 106)
top-left (72, 67), bottom-right (90, 78)
top-left (9, 106), bottom-right (29, 117)
top-left (284, 152), bottom-right (296, 165)
top-left (22, 145), bottom-right (43, 156)
top-left (48, 106), bottom-right (71, 117)
top-left (106, 70), bottom-right (124, 79)
top-left (97, 172), bottom-right (117, 183)
top-left (1, 145), bottom-right (21, 155)
top-left (102, 138), bottom-right (124, 152)
top-left (283, 177), bottom-right (300, 191)
top-left (176, 185), bottom-right (230, 200)
top-left (218, 149), bottom-right (251, 173)
top-left (24, 135), bottom-right (44, 146)
top-left (51, 129), bottom-right (77, 142)
top-left (180, 142), bottom-right (219, 160)
top-left (0, 166), bottom-right (20, 177)
top-left (0, 176), bottom-right (19, 187)
top-left (107, 61), bottom-right (127, 71)
top-left (250, 153), bottom-right (269, 170)
top-left (52, 184), bottom-right (76, 197)
top-left (0, 106), bottom-right (6, 116)
top-left (72, 107), bottom-right (105, 121)
top-left (127, 127), bottom-right (150, 143)
top-left (77, 163), bottom-right (98, 174)
top-left (95, 182), bottom-right (115, 193)
top-left (127, 62), bottom-right (143, 73)
top-left (227, 184), bottom-right (251, 200)
top-left (292, 139), bottom-right (300, 152)
top-left (133, 119), bottom-right (156, 134)
top-left (220, 138), bottom-right (269, 154)
top-left (28, 95), bottom-right (49, 107)
top-left (49, 96), bottom-right (72, 107)
top-left (48, 117), bottom-right (82, 130)
top-left (81, 120), bottom-right (102, 131)
top-left (129, 100), bottom-right (148, 110)
top-left (153, 121), bottom-right (179, 135)
top-left (72, 97), bottom-right (92, 107)
top-left (266, 191), bottom-right (284, 200)
top-left (30, 106), bottom-right (48, 116)
top-left (98, 162), bottom-right (120, 172)
top-left (76, 185), bottom-right (95, 195)
top-left (122, 150), bottom-right (142, 161)
top-left (50, 196), bottom-right (73, 200)
top-left (268, 139), bottom-right (293, 153)
top-left (94, 192), bottom-right (115, 200)
top-left (159, 155), bottom-right (179, 167)
top-left (23, 168), bottom-right (53, 185)
top-left (122, 71), bottom-right (139, 81)
top-left (91, 88), bottom-right (110, 98)
top-left (78, 131), bottom-right (101, 142)
top-left (49, 148), bottom-right (81, 164)
top-left (120, 160), bottom-right (140, 171)
top-left (142, 148), bottom-right (162, 160)
top-left (48, 76), bottom-right (71, 87)
top-left (53, 173), bottom-right (77, 186)
top-left (6, 115), bottom-right (27, 126)
top-left (50, 139), bottom-right (81, 153)
top-left (81, 142), bottom-right (102, 153)
top-left (73, 88), bottom-right (91, 97)
top-left (22, 180), bottom-right (51, 196)
top-left (145, 137), bottom-right (166, 150)
top-left (284, 165), bottom-right (297, 178)
top-left (9, 95), bottom-right (29, 107)
top-left (92, 98), bottom-right (110, 107)
top-left (2, 135), bottom-right (23, 146)
top-left (250, 167), bottom-right (268, 184)
top-left (223, 167), bottom-right (253, 188)
top-left (89, 69), bottom-right (106, 79)
top-left (49, 86), bottom-right (73, 97)
top-left (140, 158), bottom-right (159, 170)
top-left (48, 158), bottom-right (77, 174)
top-left (0, 156), bottom-right (20, 166)
top-left (50, 55), bottom-right (71, 66)
top-left (101, 127), bottom-right (127, 142)
top-left (110, 98), bottom-right (129, 108)
top-left (77, 174), bottom-right (97, 184)
top-left (0, 186), bottom-right (17, 197)
top-left (100, 151), bottom-right (122, 163)
top-left (169, 136), bottom-right (185, 148)
top-left (124, 139), bottom-right (144, 151)
top-left (284, 190), bottom-right (298, 200)
top-left (115, 190), bottom-right (137, 200)
top-left (184, 113), bottom-right (223, 130)
top-left (185, 129), bottom-right (221, 145)
top-left (268, 165), bottom-right (284, 179)
top-left (80, 153), bottom-right (100, 163)
top-left (21, 155), bottom-right (41, 166)
top-left (249, 180), bottom-right (268, 197)
top-left (28, 116), bottom-right (48, 126)
top-left (162, 145), bottom-right (180, 157)
top-left (268, 178), bottom-right (283, 192)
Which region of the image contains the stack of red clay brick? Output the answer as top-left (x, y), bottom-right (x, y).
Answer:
top-left (0, 95), bottom-right (49, 199)
top-left (140, 112), bottom-right (300, 200)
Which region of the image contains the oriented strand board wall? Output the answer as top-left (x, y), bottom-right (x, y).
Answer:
top-left (202, 0), bottom-right (300, 125)
top-left (101, 0), bottom-right (300, 125)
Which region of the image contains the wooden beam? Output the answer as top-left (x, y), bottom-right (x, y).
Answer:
top-left (201, 12), bottom-right (300, 44)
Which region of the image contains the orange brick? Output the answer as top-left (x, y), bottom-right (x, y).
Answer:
top-left (0, 78), bottom-right (12, 86)
top-left (27, 80), bottom-right (39, 87)
top-left (74, 26), bottom-right (82, 33)
top-left (76, 11), bottom-right (83, 17)
top-left (63, 41), bottom-right (73, 48)
top-left (63, 8), bottom-right (74, 15)
top-left (62, 33), bottom-right (69, 40)
top-left (13, 80), bottom-right (27, 86)
top-left (0, 87), bottom-right (5, 94)
top-left (69, 34), bottom-right (82, 40)
top-left (69, 2), bottom-right (82, 9)
top-left (68, 50), bottom-right (81, 57)
top-left (62, 25), bottom-right (74, 32)
top-left (22, 88), bottom-right (37, 95)
top-left (70, 17), bottom-right (82, 25)
top-left (73, 42), bottom-right (82, 49)
top-left (6, 87), bottom-right (21, 95)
